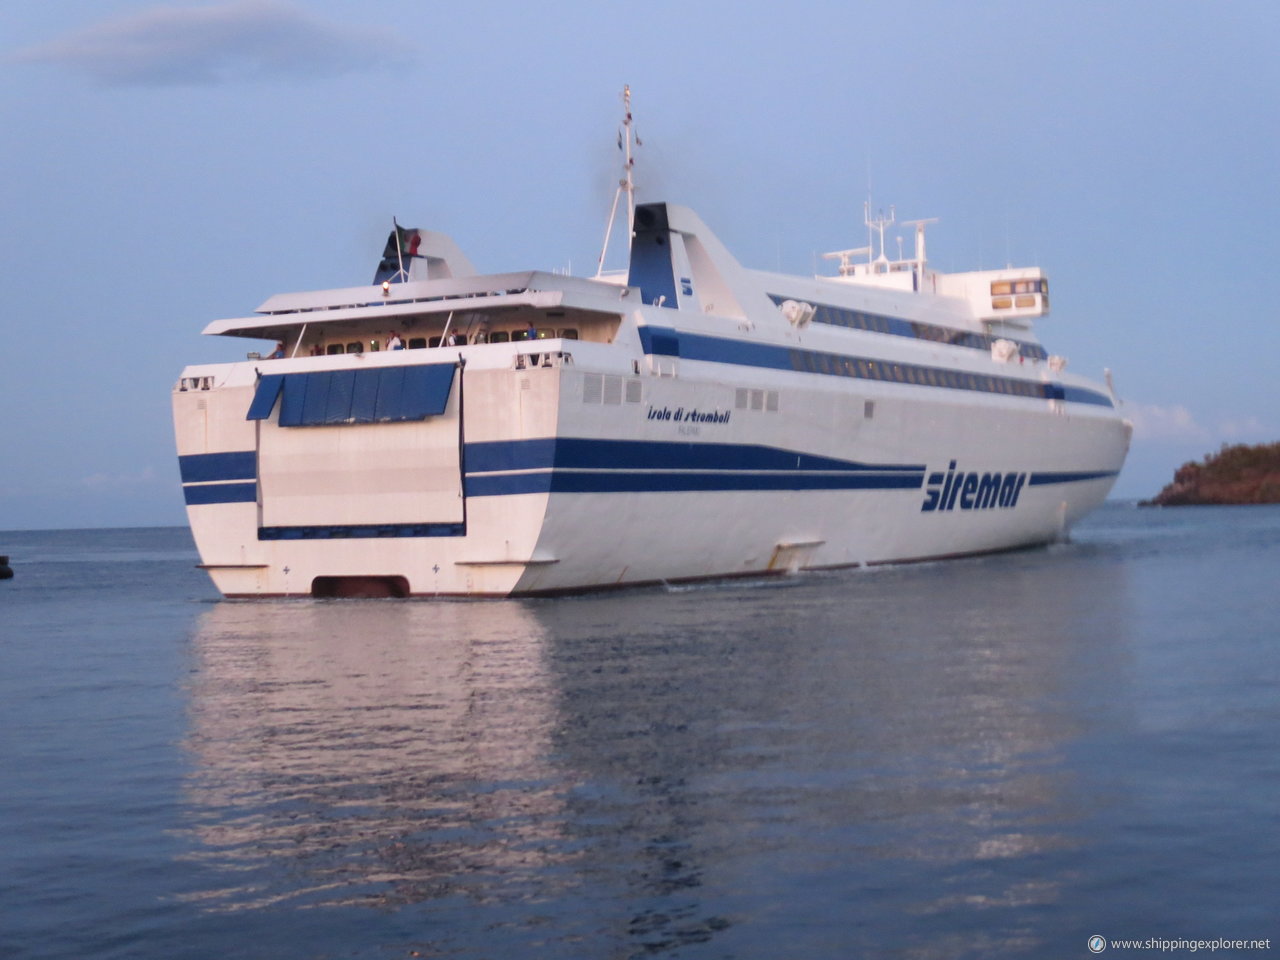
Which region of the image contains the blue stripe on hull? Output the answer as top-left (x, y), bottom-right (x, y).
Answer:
top-left (179, 451), bottom-right (256, 483)
top-left (465, 437), bottom-right (923, 475)
top-left (637, 326), bottom-right (1115, 408)
top-left (258, 522), bottom-right (465, 540)
top-left (183, 482), bottom-right (257, 505)
top-left (1027, 470), bottom-right (1119, 486)
top-left (465, 469), bottom-right (925, 498)
top-left (176, 443), bottom-right (1117, 532)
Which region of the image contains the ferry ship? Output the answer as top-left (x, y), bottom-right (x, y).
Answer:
top-left (173, 99), bottom-right (1130, 598)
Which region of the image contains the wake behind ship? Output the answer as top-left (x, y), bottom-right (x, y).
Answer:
top-left (173, 189), bottom-right (1130, 598)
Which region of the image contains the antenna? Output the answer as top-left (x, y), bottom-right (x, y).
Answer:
top-left (821, 247), bottom-right (872, 277)
top-left (864, 201), bottom-right (895, 263)
top-left (596, 85), bottom-right (640, 278)
top-left (900, 218), bottom-right (939, 267)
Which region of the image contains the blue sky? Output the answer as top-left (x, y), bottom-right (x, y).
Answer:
top-left (2, 0), bottom-right (1277, 529)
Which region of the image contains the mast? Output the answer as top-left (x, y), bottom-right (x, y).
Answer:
top-left (865, 201), bottom-right (895, 265)
top-left (596, 85), bottom-right (640, 277)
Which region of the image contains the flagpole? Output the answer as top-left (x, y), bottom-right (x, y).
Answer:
top-left (393, 216), bottom-right (405, 281)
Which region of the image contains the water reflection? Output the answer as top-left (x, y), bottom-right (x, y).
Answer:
top-left (179, 545), bottom-right (1131, 957)
top-left (181, 600), bottom-right (568, 910)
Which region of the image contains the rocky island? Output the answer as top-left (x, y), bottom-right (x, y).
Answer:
top-left (1142, 442), bottom-right (1280, 506)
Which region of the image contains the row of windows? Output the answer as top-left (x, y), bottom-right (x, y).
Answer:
top-left (735, 388), bottom-right (779, 412)
top-left (790, 348), bottom-right (1055, 400)
top-left (991, 278), bottom-right (1048, 296)
top-left (318, 328), bottom-right (581, 355)
top-left (582, 373), bottom-right (643, 405)
top-left (991, 295), bottom-right (1043, 310)
top-left (769, 294), bottom-right (1049, 361)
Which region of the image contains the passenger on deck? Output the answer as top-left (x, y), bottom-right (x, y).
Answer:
top-left (388, 331), bottom-right (404, 350)
top-left (269, 341), bottom-right (286, 359)
top-left (526, 321), bottom-right (539, 364)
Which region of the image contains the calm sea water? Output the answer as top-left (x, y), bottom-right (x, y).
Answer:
top-left (1, 505), bottom-right (1278, 960)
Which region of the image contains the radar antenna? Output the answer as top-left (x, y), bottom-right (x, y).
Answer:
top-left (900, 217), bottom-right (939, 266)
top-left (596, 85), bottom-right (641, 277)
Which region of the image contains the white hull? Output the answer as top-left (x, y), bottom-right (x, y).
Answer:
top-left (174, 202), bottom-right (1129, 598)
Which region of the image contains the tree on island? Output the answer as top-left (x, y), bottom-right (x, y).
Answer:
top-left (1142, 441), bottom-right (1280, 506)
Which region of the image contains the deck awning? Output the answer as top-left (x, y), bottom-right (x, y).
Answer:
top-left (247, 364), bottom-right (456, 425)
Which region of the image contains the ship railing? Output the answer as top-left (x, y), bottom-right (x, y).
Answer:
top-left (514, 350), bottom-right (574, 371)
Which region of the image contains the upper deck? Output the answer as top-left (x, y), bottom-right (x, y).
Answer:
top-left (817, 207), bottom-right (1049, 329)
top-left (204, 269), bottom-right (635, 359)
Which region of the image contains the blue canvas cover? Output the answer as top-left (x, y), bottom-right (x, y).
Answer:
top-left (247, 365), bottom-right (456, 425)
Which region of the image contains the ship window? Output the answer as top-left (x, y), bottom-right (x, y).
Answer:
top-left (625, 379), bottom-right (642, 403)
top-left (583, 373), bottom-right (603, 404)
top-left (751, 389), bottom-right (764, 410)
top-left (327, 344), bottom-right (344, 355)
top-left (991, 281), bottom-right (1013, 295)
top-left (736, 388), bottom-right (749, 409)
top-left (369, 340), bottom-right (381, 352)
top-left (408, 338), bottom-right (427, 349)
top-left (864, 400), bottom-right (875, 419)
top-left (346, 342), bottom-right (363, 354)
top-left (1015, 294), bottom-right (1036, 308)
top-left (490, 331), bottom-right (510, 343)
top-left (992, 297), bottom-right (1012, 310)
top-left (559, 328), bottom-right (579, 339)
top-left (429, 337), bottom-right (441, 348)
top-left (766, 391), bottom-right (779, 412)
top-left (603, 376), bottom-right (623, 405)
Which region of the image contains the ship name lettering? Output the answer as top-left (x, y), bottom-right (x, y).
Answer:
top-left (682, 408), bottom-right (731, 424)
top-left (921, 460), bottom-right (1027, 512)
